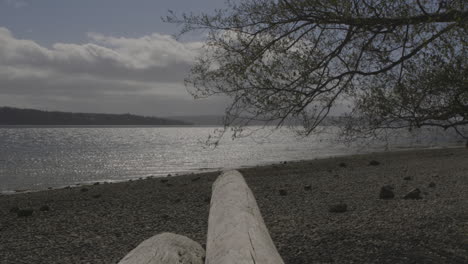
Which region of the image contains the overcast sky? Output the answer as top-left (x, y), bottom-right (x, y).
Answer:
top-left (0, 0), bottom-right (230, 116)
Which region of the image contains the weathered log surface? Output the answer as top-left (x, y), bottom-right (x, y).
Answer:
top-left (206, 170), bottom-right (284, 264)
top-left (118, 232), bottom-right (205, 264)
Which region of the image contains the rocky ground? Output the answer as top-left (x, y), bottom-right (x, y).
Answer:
top-left (0, 147), bottom-right (467, 263)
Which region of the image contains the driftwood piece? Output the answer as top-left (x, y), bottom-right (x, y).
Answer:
top-left (206, 170), bottom-right (284, 264)
top-left (118, 232), bottom-right (205, 264)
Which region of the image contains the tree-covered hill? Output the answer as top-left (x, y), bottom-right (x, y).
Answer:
top-left (0, 107), bottom-right (192, 126)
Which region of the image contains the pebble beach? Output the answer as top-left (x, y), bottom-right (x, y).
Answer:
top-left (1, 147), bottom-right (467, 263)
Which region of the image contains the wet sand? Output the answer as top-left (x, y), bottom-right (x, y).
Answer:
top-left (1, 147), bottom-right (467, 263)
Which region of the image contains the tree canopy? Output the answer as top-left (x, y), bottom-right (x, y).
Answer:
top-left (166, 0), bottom-right (467, 141)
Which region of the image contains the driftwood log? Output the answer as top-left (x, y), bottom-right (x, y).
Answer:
top-left (205, 170), bottom-right (284, 264)
top-left (118, 232), bottom-right (205, 264)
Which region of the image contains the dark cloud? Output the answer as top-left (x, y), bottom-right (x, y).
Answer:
top-left (0, 27), bottom-right (227, 115)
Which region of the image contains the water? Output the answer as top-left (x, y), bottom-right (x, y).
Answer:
top-left (0, 126), bottom-right (463, 192)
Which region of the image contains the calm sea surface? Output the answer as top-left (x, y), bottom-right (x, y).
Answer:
top-left (0, 126), bottom-right (462, 192)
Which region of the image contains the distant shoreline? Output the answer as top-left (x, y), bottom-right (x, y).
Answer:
top-left (0, 124), bottom-right (197, 128)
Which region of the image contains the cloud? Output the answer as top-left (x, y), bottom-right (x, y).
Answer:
top-left (0, 27), bottom-right (227, 116)
top-left (4, 0), bottom-right (27, 8)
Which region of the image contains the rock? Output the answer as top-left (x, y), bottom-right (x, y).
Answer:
top-left (328, 203), bottom-right (347, 213)
top-left (92, 194), bottom-right (102, 199)
top-left (369, 160), bottom-right (380, 166)
top-left (204, 197), bottom-right (211, 203)
top-left (80, 188), bottom-right (89, 192)
top-left (93, 182), bottom-right (100, 185)
top-left (403, 188), bottom-right (422, 200)
top-left (166, 183), bottom-right (174, 187)
top-left (17, 208), bottom-right (34, 217)
top-left (173, 198), bottom-right (181, 203)
top-left (191, 177), bottom-right (201, 182)
top-left (279, 189), bottom-right (288, 196)
top-left (161, 214), bottom-right (170, 220)
top-left (379, 185), bottom-right (395, 199)
top-left (39, 205), bottom-right (50, 211)
top-left (428, 182), bottom-right (436, 188)
top-left (304, 185), bottom-right (312, 191)
top-left (339, 162), bottom-right (347, 168)
top-left (403, 176), bottom-right (412, 181)
top-left (9, 206), bottom-right (19, 213)
top-left (160, 179), bottom-right (169, 183)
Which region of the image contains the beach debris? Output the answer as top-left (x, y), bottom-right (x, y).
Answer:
top-left (328, 203), bottom-right (347, 213)
top-left (339, 162), bottom-right (347, 168)
top-left (92, 194), bottom-right (102, 199)
top-left (403, 176), bottom-right (412, 181)
top-left (80, 187), bottom-right (89, 192)
top-left (379, 185), bottom-right (395, 199)
top-left (369, 160), bottom-right (380, 166)
top-left (9, 206), bottom-right (19, 213)
top-left (160, 179), bottom-right (169, 183)
top-left (191, 177), bottom-right (201, 182)
top-left (17, 208), bottom-right (34, 217)
top-left (428, 182), bottom-right (436, 188)
top-left (278, 189), bottom-right (288, 196)
top-left (304, 185), bottom-right (312, 191)
top-left (39, 205), bottom-right (50, 212)
top-left (118, 233), bottom-right (205, 264)
top-left (403, 188), bottom-right (422, 199)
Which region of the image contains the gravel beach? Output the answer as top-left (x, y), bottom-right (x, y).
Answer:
top-left (1, 147), bottom-right (467, 263)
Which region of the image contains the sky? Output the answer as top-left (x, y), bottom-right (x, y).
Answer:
top-left (0, 0), bottom-right (230, 117)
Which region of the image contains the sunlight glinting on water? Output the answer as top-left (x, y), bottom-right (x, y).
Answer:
top-left (0, 126), bottom-right (462, 191)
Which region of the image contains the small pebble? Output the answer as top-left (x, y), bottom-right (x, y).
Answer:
top-left (39, 205), bottom-right (50, 212)
top-left (369, 160), bottom-right (380, 166)
top-left (379, 185), bottom-right (395, 199)
top-left (279, 189), bottom-right (288, 196)
top-left (17, 208), bottom-right (34, 217)
top-left (329, 203), bottom-right (347, 213)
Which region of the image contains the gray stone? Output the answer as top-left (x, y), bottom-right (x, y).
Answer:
top-left (17, 208), bottom-right (34, 217)
top-left (328, 203), bottom-right (347, 213)
top-left (379, 185), bottom-right (395, 199)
